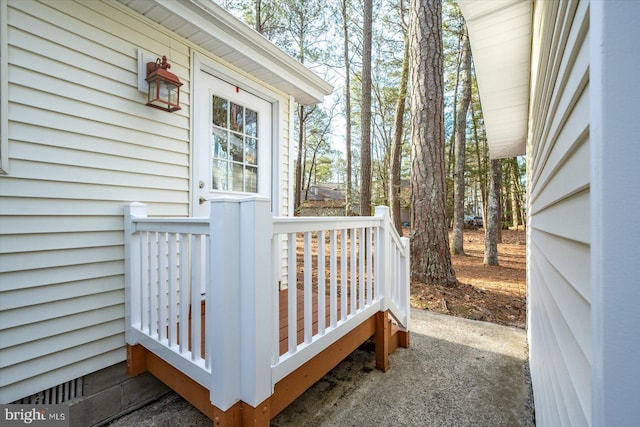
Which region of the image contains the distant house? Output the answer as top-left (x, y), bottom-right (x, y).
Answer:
top-left (0, 1), bottom-right (410, 425)
top-left (298, 183), bottom-right (346, 216)
top-left (459, 1), bottom-right (640, 425)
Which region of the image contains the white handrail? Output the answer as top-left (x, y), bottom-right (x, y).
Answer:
top-left (125, 200), bottom-right (410, 410)
top-left (272, 216), bottom-right (381, 234)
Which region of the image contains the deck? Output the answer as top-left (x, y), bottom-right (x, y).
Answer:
top-left (124, 199), bottom-right (410, 426)
top-left (128, 289), bottom-right (408, 425)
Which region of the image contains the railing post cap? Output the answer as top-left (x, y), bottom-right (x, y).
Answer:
top-left (239, 195), bottom-right (271, 204)
top-left (208, 195), bottom-right (271, 204)
top-left (126, 202), bottom-right (148, 217)
top-left (374, 206), bottom-right (389, 216)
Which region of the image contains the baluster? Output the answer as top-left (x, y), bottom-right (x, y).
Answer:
top-left (367, 227), bottom-right (373, 305)
top-left (390, 243), bottom-right (396, 304)
top-left (179, 233), bottom-right (190, 355)
top-left (330, 230), bottom-right (338, 327)
top-left (317, 230), bottom-right (326, 335)
top-left (158, 232), bottom-right (168, 342)
top-left (287, 232), bottom-right (297, 353)
top-left (149, 232), bottom-right (159, 339)
top-left (340, 229), bottom-right (347, 321)
top-left (141, 231), bottom-right (150, 334)
top-left (167, 233), bottom-right (178, 347)
top-left (374, 226), bottom-right (381, 301)
top-left (350, 228), bottom-right (357, 316)
top-left (191, 234), bottom-right (202, 362)
top-left (396, 245), bottom-right (400, 304)
top-left (304, 232), bottom-right (313, 343)
top-left (359, 227), bottom-right (365, 310)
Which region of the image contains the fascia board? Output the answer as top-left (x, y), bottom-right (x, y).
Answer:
top-left (166, 0), bottom-right (333, 104)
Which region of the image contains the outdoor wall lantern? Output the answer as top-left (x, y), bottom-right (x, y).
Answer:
top-left (145, 56), bottom-right (183, 112)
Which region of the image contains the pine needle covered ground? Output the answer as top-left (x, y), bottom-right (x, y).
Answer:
top-left (411, 229), bottom-right (526, 328)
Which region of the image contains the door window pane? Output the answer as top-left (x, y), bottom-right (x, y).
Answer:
top-left (210, 95), bottom-right (261, 193)
top-left (212, 159), bottom-right (228, 190)
top-left (245, 166), bottom-right (257, 193)
top-left (212, 96), bottom-right (228, 128)
top-left (212, 128), bottom-right (229, 159)
top-left (229, 132), bottom-right (244, 162)
top-left (246, 109), bottom-right (258, 137)
top-left (246, 137), bottom-right (257, 165)
top-left (230, 102), bottom-right (244, 133)
top-left (231, 163), bottom-right (244, 192)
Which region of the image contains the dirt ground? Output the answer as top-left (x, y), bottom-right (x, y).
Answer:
top-left (411, 228), bottom-right (527, 328)
top-left (295, 226), bottom-right (527, 329)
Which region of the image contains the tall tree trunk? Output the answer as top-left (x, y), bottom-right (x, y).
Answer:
top-left (484, 158), bottom-right (501, 265)
top-left (360, 0), bottom-right (373, 216)
top-left (452, 26), bottom-right (471, 255)
top-left (409, 0), bottom-right (456, 286)
top-left (471, 101), bottom-right (487, 217)
top-left (342, 0), bottom-right (353, 215)
top-left (304, 146), bottom-right (318, 202)
top-left (446, 33), bottom-right (463, 177)
top-left (510, 157), bottom-right (522, 229)
top-left (294, 105), bottom-right (305, 211)
top-left (390, 34), bottom-right (410, 234)
top-left (446, 27), bottom-right (463, 227)
top-left (254, 0), bottom-right (263, 33)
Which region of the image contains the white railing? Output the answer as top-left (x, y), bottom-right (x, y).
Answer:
top-left (124, 203), bottom-right (212, 389)
top-left (271, 215), bottom-right (381, 382)
top-left (124, 197), bottom-right (409, 411)
top-left (374, 206), bottom-right (411, 330)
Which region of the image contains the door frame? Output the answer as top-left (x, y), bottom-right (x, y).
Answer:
top-left (191, 53), bottom-right (284, 216)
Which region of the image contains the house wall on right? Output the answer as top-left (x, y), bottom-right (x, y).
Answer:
top-left (527, 1), bottom-right (591, 424)
top-left (528, 1), bottom-right (640, 426)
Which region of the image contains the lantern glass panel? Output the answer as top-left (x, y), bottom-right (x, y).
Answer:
top-left (147, 79), bottom-right (159, 103)
top-left (168, 85), bottom-right (179, 106)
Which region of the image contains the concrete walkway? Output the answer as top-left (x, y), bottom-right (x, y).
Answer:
top-left (109, 310), bottom-right (534, 427)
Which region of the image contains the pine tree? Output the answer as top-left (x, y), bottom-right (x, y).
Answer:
top-left (409, 0), bottom-right (457, 285)
top-left (452, 25), bottom-right (472, 255)
top-left (484, 158), bottom-right (501, 265)
top-left (360, 0), bottom-right (373, 216)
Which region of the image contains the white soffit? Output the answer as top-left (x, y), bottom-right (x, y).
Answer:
top-left (116, 0), bottom-right (333, 105)
top-left (458, 0), bottom-right (531, 159)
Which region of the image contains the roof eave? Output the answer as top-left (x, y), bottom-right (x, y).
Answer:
top-left (458, 0), bottom-right (532, 159)
top-left (117, 0), bottom-right (333, 105)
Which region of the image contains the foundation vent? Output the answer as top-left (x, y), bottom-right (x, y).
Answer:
top-left (11, 378), bottom-right (83, 405)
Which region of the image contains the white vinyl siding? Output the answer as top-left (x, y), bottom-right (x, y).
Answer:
top-left (279, 96), bottom-right (293, 216)
top-left (1, 0), bottom-right (8, 173)
top-left (0, 0), bottom-right (190, 402)
top-left (527, 0), bottom-right (591, 426)
top-left (0, 0), bottom-right (298, 403)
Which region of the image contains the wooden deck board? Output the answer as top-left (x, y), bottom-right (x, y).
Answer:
top-left (277, 288), bottom-right (346, 355)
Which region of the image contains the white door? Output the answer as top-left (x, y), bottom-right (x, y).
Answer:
top-left (193, 71), bottom-right (272, 216)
